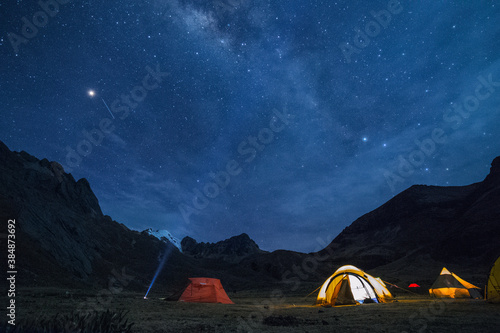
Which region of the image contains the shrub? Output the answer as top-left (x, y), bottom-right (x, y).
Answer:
top-left (3, 309), bottom-right (134, 333)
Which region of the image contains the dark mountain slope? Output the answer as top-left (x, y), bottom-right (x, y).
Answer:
top-left (316, 156), bottom-right (500, 283)
top-left (0, 140), bottom-right (271, 293)
top-left (231, 156), bottom-right (500, 289)
top-left (0, 141), bottom-right (183, 289)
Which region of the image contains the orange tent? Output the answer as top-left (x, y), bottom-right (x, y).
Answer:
top-left (429, 267), bottom-right (481, 299)
top-left (178, 278), bottom-right (234, 304)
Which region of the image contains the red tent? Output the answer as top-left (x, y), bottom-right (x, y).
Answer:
top-left (178, 278), bottom-right (234, 304)
top-left (408, 283), bottom-right (421, 288)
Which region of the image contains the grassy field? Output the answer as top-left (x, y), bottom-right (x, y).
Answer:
top-left (8, 288), bottom-right (500, 332)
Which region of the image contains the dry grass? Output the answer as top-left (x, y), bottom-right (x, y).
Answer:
top-left (7, 288), bottom-right (500, 332)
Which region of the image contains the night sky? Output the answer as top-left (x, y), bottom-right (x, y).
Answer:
top-left (1, 1), bottom-right (499, 252)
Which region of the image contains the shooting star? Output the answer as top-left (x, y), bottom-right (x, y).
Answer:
top-left (101, 98), bottom-right (115, 119)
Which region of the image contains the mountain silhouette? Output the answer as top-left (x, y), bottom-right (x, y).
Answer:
top-left (1, 140), bottom-right (498, 292)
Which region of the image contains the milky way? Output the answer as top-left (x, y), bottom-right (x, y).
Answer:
top-left (1, 1), bottom-right (499, 251)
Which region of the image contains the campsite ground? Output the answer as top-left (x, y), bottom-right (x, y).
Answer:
top-left (11, 288), bottom-right (500, 332)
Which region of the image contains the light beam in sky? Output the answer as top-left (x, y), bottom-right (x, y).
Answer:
top-left (144, 245), bottom-right (173, 299)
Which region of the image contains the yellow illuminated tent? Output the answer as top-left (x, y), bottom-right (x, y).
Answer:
top-left (429, 267), bottom-right (481, 299)
top-left (486, 256), bottom-right (500, 303)
top-left (316, 265), bottom-right (393, 306)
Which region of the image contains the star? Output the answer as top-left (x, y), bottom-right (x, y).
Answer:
top-left (2, 0), bottom-right (497, 254)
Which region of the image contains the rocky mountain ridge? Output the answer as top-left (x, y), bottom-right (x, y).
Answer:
top-left (181, 233), bottom-right (266, 263)
top-left (1, 139), bottom-right (499, 292)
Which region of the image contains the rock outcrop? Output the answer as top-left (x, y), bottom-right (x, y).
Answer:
top-left (181, 233), bottom-right (266, 263)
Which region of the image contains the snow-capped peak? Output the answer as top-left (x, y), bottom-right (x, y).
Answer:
top-left (145, 228), bottom-right (182, 252)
